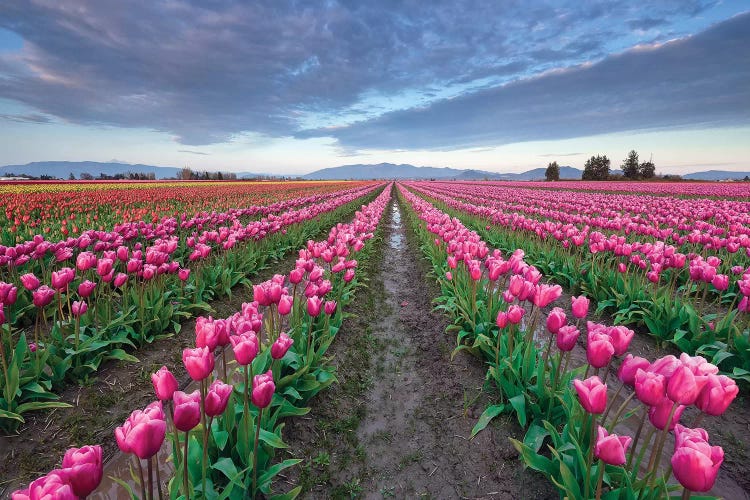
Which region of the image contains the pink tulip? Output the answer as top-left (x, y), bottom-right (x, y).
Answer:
top-left (96, 258), bottom-right (114, 277)
top-left (182, 346), bottom-right (214, 381)
top-left (586, 332), bottom-right (615, 368)
top-left (271, 332), bottom-right (294, 360)
top-left (695, 374), bottom-right (738, 416)
top-left (307, 296), bottom-right (323, 317)
top-left (672, 441), bottom-right (724, 492)
top-left (61, 445), bottom-right (103, 498)
top-left (173, 390), bottom-right (202, 431)
top-left (571, 295), bottom-right (590, 319)
top-left (278, 294), bottom-right (292, 315)
top-left (151, 366), bottom-right (178, 401)
top-left (113, 272), bottom-right (128, 288)
top-left (634, 369), bottom-right (667, 406)
top-left (556, 325), bottom-right (579, 351)
top-left (667, 365), bottom-right (709, 405)
top-left (195, 317), bottom-right (220, 351)
top-left (648, 397), bottom-right (685, 430)
top-left (71, 300), bottom-right (87, 317)
top-left (115, 403), bottom-right (166, 459)
top-left (20, 273), bottom-right (40, 291)
top-left (594, 426), bottom-right (631, 466)
top-left (679, 353), bottom-right (718, 376)
top-left (230, 333), bottom-right (259, 366)
top-left (13, 469), bottom-right (75, 500)
top-left (343, 269), bottom-right (355, 282)
top-left (78, 280), bottom-right (96, 298)
top-left (32, 285), bottom-right (56, 308)
top-left (573, 376), bottom-right (607, 414)
top-left (545, 307), bottom-right (566, 334)
top-left (76, 251), bottom-right (97, 272)
top-left (649, 355), bottom-right (681, 378)
top-left (51, 267), bottom-right (75, 291)
top-left (205, 380), bottom-right (233, 417)
top-left (324, 300), bottom-right (337, 315)
top-left (608, 325), bottom-right (634, 356)
top-left (496, 311), bottom-right (508, 329)
top-left (506, 304), bottom-right (525, 324)
top-left (178, 268), bottom-right (191, 281)
top-left (252, 370), bottom-right (275, 408)
top-left (617, 354), bottom-right (650, 386)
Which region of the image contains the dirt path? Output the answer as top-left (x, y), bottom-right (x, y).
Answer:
top-left (284, 198), bottom-right (555, 499)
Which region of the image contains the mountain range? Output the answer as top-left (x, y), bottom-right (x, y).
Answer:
top-left (1, 160), bottom-right (749, 182)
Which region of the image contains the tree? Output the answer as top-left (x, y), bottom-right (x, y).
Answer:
top-left (621, 150), bottom-right (640, 179)
top-left (639, 160), bottom-right (655, 179)
top-left (80, 172), bottom-right (94, 180)
top-left (545, 161), bottom-right (560, 181)
top-left (68, 172), bottom-right (76, 180)
top-left (582, 154), bottom-right (610, 180)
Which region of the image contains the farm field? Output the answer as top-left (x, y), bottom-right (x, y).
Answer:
top-left (1, 180), bottom-right (749, 500)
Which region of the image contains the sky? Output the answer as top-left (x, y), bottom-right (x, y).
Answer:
top-left (0, 0), bottom-right (748, 176)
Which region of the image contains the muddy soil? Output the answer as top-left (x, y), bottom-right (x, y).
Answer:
top-left (0, 244), bottom-right (307, 497)
top-left (283, 198), bottom-right (556, 499)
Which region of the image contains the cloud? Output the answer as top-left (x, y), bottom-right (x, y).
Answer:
top-left (0, 112), bottom-right (50, 123)
top-left (178, 149), bottom-right (210, 156)
top-left (301, 12), bottom-right (750, 150)
top-left (539, 152), bottom-right (582, 157)
top-left (0, 1), bottom-right (739, 145)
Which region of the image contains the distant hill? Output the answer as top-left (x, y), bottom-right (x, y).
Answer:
top-left (0, 161), bottom-right (266, 179)
top-left (682, 170), bottom-right (750, 181)
top-left (303, 163), bottom-right (583, 180)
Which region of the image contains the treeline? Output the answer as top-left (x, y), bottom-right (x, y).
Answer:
top-left (74, 172), bottom-right (157, 180)
top-left (545, 150), bottom-right (664, 181)
top-left (178, 168), bottom-right (238, 180)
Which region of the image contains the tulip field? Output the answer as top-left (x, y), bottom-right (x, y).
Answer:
top-left (1, 179), bottom-right (749, 499)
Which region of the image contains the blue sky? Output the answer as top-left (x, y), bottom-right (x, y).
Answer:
top-left (0, 1), bottom-right (748, 175)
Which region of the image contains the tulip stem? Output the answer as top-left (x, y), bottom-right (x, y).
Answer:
top-left (595, 459), bottom-right (605, 500)
top-left (134, 456), bottom-right (146, 500)
top-left (646, 402), bottom-right (678, 489)
top-left (183, 431), bottom-right (190, 500)
top-left (584, 414), bottom-right (597, 499)
top-left (252, 407), bottom-right (263, 499)
top-left (200, 379), bottom-right (208, 497)
top-left (681, 488), bottom-right (691, 500)
top-left (605, 391), bottom-right (635, 432)
top-left (626, 407), bottom-right (648, 470)
top-left (147, 456), bottom-right (154, 500)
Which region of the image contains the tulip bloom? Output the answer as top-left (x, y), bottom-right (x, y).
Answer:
top-left (178, 268), bottom-right (191, 281)
top-left (545, 307), bottom-right (566, 334)
top-left (230, 333), bottom-right (259, 366)
top-left (252, 370), bottom-right (275, 408)
top-left (32, 285), bottom-right (56, 308)
top-left (71, 300), bottom-right (88, 317)
top-left (649, 355), bottom-right (681, 378)
top-left (12, 469), bottom-right (75, 500)
top-left (617, 354), bottom-right (650, 386)
top-left (324, 300), bottom-right (337, 315)
top-left (113, 273), bottom-right (128, 288)
top-left (278, 294), bottom-right (293, 315)
top-left (634, 369), bottom-right (667, 406)
top-left (648, 397), bottom-right (685, 431)
top-left (61, 445), bottom-right (103, 498)
top-left (506, 305), bottom-right (524, 324)
top-left (20, 273), bottom-right (40, 291)
top-left (608, 325), bottom-right (634, 356)
top-left (151, 366), bottom-right (178, 401)
top-left (78, 280), bottom-right (96, 298)
top-left (672, 442), bottom-right (724, 492)
top-left (205, 380), bottom-right (233, 417)
top-left (573, 376), bottom-right (607, 414)
top-left (586, 332), bottom-right (615, 369)
top-left (307, 296), bottom-right (323, 317)
top-left (271, 332), bottom-right (294, 360)
top-left (571, 295), bottom-right (590, 319)
top-left (595, 426), bottom-right (631, 466)
top-left (695, 374), bottom-right (738, 416)
top-left (667, 365), bottom-right (709, 405)
top-left (556, 325), bottom-right (579, 352)
top-left (172, 391), bottom-right (202, 431)
top-left (115, 403), bottom-right (166, 459)
top-left (182, 346), bottom-right (215, 381)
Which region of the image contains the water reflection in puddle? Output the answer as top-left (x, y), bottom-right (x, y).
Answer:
top-left (389, 202), bottom-right (404, 249)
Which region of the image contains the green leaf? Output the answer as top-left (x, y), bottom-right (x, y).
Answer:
top-left (0, 408), bottom-right (24, 423)
top-left (258, 458), bottom-right (303, 490)
top-left (104, 349), bottom-right (140, 364)
top-left (470, 404), bottom-right (505, 438)
top-left (268, 486), bottom-right (302, 500)
top-left (211, 457), bottom-right (242, 488)
top-left (509, 438), bottom-right (554, 475)
top-left (523, 421), bottom-right (550, 453)
top-left (509, 393), bottom-right (527, 428)
top-left (259, 428), bottom-right (288, 449)
top-left (107, 475), bottom-right (138, 499)
top-left (14, 401), bottom-right (73, 414)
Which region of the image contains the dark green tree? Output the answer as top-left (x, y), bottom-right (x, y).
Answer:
top-left (622, 150), bottom-right (640, 179)
top-left (545, 161), bottom-right (560, 181)
top-left (582, 154), bottom-right (610, 180)
top-left (639, 160), bottom-right (655, 179)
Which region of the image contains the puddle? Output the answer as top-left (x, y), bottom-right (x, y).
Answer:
top-left (388, 202), bottom-right (404, 249)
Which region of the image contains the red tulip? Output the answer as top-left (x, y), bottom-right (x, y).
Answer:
top-left (172, 390), bottom-right (202, 431)
top-left (151, 366), bottom-right (178, 401)
top-left (230, 333), bottom-right (259, 366)
top-left (634, 369), bottom-right (666, 406)
top-left (571, 295), bottom-right (590, 319)
top-left (205, 380), bottom-right (233, 417)
top-left (573, 376), bottom-right (607, 414)
top-left (115, 402), bottom-right (166, 459)
top-left (271, 332), bottom-right (294, 360)
top-left (182, 346), bottom-right (214, 381)
top-left (695, 374), bottom-right (738, 416)
top-left (667, 365), bottom-right (709, 405)
top-left (61, 445), bottom-right (103, 497)
top-left (595, 426), bottom-right (631, 466)
top-left (252, 370), bottom-right (275, 408)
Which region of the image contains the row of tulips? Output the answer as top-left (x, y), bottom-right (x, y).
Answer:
top-left (0, 185), bottom-right (384, 433)
top-left (398, 184), bottom-right (739, 499)
top-left (404, 181), bottom-right (750, 382)
top-left (10, 184), bottom-right (393, 499)
top-left (0, 180), bottom-right (370, 243)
